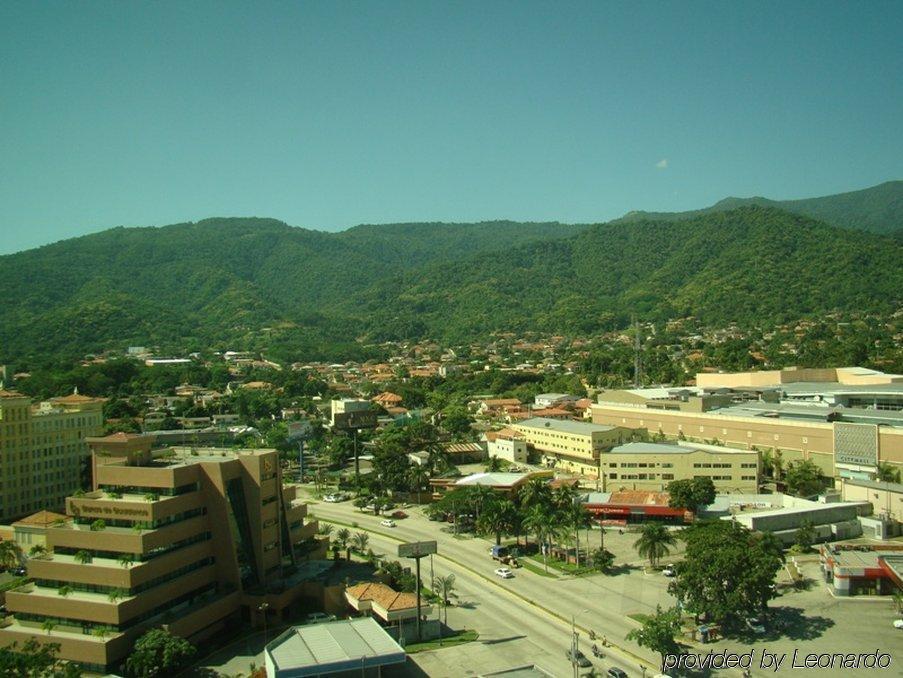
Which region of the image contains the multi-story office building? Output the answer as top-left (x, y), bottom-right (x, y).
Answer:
top-left (0, 389), bottom-right (104, 520)
top-left (600, 441), bottom-right (760, 493)
top-left (511, 417), bottom-right (633, 477)
top-left (0, 433), bottom-right (323, 673)
top-left (591, 367), bottom-right (903, 483)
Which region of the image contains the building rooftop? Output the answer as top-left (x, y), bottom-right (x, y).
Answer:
top-left (266, 617), bottom-right (405, 677)
top-left (12, 510), bottom-right (69, 528)
top-left (345, 582), bottom-right (419, 611)
top-left (514, 417), bottom-right (618, 435)
top-left (841, 477), bottom-right (903, 494)
top-left (455, 472), bottom-right (531, 488)
top-left (609, 441), bottom-right (756, 455)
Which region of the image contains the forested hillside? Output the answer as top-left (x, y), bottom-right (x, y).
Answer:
top-left (0, 207), bottom-right (899, 364)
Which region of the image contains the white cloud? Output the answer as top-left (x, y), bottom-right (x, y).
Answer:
top-left (655, 158), bottom-right (668, 169)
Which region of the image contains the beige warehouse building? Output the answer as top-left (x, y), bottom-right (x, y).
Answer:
top-left (0, 389), bottom-right (104, 521)
top-left (0, 433), bottom-right (323, 673)
top-left (591, 368), bottom-right (903, 482)
top-left (511, 417), bottom-right (633, 477)
top-left (601, 441), bottom-right (760, 493)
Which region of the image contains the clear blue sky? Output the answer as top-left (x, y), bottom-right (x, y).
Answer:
top-left (2, 1), bottom-right (901, 254)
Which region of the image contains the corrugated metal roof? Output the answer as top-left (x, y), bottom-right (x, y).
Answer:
top-left (268, 617), bottom-right (405, 676)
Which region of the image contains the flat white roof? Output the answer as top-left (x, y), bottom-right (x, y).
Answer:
top-left (456, 472), bottom-right (529, 487)
top-left (515, 417), bottom-right (618, 435)
top-left (266, 617), bottom-right (405, 677)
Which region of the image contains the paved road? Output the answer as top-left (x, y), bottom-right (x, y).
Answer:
top-left (308, 495), bottom-right (903, 678)
top-left (309, 497), bottom-right (664, 676)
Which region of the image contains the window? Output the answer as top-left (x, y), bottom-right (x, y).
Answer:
top-left (662, 474), bottom-right (674, 480)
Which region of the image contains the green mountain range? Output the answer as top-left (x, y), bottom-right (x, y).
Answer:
top-left (1, 184), bottom-right (900, 364)
top-left (613, 180), bottom-right (903, 235)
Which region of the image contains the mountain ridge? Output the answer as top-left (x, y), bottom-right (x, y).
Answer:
top-left (613, 180), bottom-right (903, 235)
top-left (1, 204), bottom-right (899, 364)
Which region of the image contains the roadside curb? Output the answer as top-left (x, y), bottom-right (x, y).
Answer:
top-left (316, 512), bottom-right (659, 674)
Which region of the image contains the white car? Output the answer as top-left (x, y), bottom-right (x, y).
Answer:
top-left (662, 564), bottom-right (676, 577)
top-left (380, 519), bottom-right (396, 528)
top-left (893, 619), bottom-right (903, 629)
top-left (495, 567), bottom-right (514, 579)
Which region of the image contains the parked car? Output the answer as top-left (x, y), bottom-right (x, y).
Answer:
top-left (746, 616), bottom-right (766, 634)
top-left (380, 519), bottom-right (397, 528)
top-left (323, 493), bottom-right (348, 503)
top-left (494, 567), bottom-right (514, 579)
top-left (607, 668), bottom-right (628, 678)
top-left (565, 648), bottom-right (592, 668)
top-left (893, 619), bottom-right (903, 629)
top-left (391, 510), bottom-right (408, 519)
top-left (12, 567), bottom-right (26, 577)
top-left (662, 564), bottom-right (676, 577)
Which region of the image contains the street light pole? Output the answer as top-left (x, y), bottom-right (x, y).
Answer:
top-left (571, 608), bottom-right (590, 678)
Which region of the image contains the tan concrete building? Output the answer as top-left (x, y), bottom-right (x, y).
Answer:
top-left (592, 376), bottom-right (903, 482)
top-left (511, 417), bottom-right (633, 477)
top-left (600, 441), bottom-right (760, 493)
top-left (0, 433), bottom-right (323, 673)
top-left (838, 478), bottom-right (903, 524)
top-left (0, 389), bottom-right (104, 521)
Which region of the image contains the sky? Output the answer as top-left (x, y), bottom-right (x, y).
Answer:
top-left (1, 1), bottom-right (901, 254)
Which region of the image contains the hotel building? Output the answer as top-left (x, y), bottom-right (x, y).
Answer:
top-left (0, 433), bottom-right (323, 673)
top-left (0, 389), bottom-right (104, 521)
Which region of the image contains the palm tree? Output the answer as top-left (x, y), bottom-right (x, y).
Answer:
top-left (523, 504), bottom-right (559, 572)
top-left (351, 532), bottom-right (369, 555)
top-left (117, 553), bottom-right (135, 568)
top-left (318, 523), bottom-right (334, 538)
top-left (336, 528), bottom-right (352, 561)
top-left (433, 574), bottom-right (456, 626)
top-left (29, 544), bottom-right (47, 559)
top-left (517, 477), bottom-right (552, 511)
top-left (477, 499), bottom-right (516, 545)
top-left (407, 465), bottom-right (430, 505)
top-left (467, 485), bottom-right (497, 523)
top-left (634, 523), bottom-right (676, 569)
top-left (57, 585), bottom-right (73, 597)
top-left (74, 550), bottom-right (92, 565)
top-left (41, 619), bottom-right (56, 635)
top-left (0, 541), bottom-right (22, 571)
top-left (562, 502), bottom-right (590, 569)
top-left (107, 589), bottom-right (124, 603)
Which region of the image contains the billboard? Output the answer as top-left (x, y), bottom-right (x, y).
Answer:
top-left (398, 540), bottom-right (438, 558)
top-left (332, 410), bottom-right (378, 431)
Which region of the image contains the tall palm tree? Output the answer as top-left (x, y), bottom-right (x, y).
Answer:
top-left (477, 499), bottom-right (516, 545)
top-left (407, 465), bottom-right (430, 504)
top-left (562, 502), bottom-right (590, 569)
top-left (517, 478), bottom-right (551, 511)
top-left (463, 485), bottom-right (496, 524)
top-left (318, 523), bottom-right (334, 538)
top-left (351, 532), bottom-right (370, 555)
top-left (336, 528), bottom-right (352, 561)
top-left (634, 523), bottom-right (677, 569)
top-left (433, 574), bottom-right (456, 627)
top-left (523, 504), bottom-right (559, 572)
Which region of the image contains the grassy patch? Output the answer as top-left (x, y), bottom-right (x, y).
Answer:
top-left (405, 630), bottom-right (479, 653)
top-left (520, 559), bottom-right (557, 578)
top-left (627, 613), bottom-right (651, 624)
top-left (527, 554), bottom-right (595, 576)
